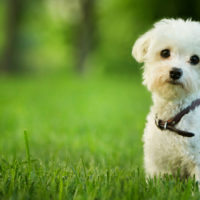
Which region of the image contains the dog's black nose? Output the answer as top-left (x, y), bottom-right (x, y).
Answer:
top-left (169, 67), bottom-right (183, 80)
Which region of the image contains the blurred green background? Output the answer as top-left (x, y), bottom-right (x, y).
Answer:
top-left (1, 0), bottom-right (200, 75)
top-left (0, 0), bottom-right (200, 166)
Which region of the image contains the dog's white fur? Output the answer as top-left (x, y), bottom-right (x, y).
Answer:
top-left (132, 18), bottom-right (200, 180)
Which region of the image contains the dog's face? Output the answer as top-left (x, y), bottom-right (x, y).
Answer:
top-left (132, 19), bottom-right (200, 100)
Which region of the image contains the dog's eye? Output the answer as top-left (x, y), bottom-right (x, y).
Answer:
top-left (160, 49), bottom-right (170, 58)
top-left (190, 55), bottom-right (199, 65)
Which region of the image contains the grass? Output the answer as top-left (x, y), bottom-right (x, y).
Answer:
top-left (0, 73), bottom-right (200, 199)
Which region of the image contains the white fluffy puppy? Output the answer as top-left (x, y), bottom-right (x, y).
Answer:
top-left (132, 18), bottom-right (200, 181)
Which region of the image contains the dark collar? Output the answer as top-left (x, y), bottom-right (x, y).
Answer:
top-left (155, 98), bottom-right (200, 137)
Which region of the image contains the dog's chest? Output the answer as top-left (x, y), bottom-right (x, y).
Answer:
top-left (144, 107), bottom-right (200, 170)
top-left (150, 103), bottom-right (200, 137)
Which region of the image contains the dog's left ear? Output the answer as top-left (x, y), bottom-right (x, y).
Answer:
top-left (132, 30), bottom-right (153, 63)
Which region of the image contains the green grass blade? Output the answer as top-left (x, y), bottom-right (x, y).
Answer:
top-left (24, 130), bottom-right (31, 167)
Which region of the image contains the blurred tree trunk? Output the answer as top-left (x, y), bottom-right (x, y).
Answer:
top-left (1, 0), bottom-right (25, 73)
top-left (152, 0), bottom-right (199, 21)
top-left (75, 0), bottom-right (96, 74)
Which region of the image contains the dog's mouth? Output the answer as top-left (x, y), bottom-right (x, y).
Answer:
top-left (166, 80), bottom-right (184, 88)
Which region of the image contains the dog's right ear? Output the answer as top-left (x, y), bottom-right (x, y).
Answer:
top-left (132, 30), bottom-right (153, 63)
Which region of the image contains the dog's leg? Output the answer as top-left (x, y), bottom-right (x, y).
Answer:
top-left (190, 164), bottom-right (200, 189)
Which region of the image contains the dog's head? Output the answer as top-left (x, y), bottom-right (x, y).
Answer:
top-left (132, 19), bottom-right (200, 100)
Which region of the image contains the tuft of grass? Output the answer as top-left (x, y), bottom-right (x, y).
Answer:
top-left (24, 130), bottom-right (31, 168)
top-left (0, 159), bottom-right (199, 200)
